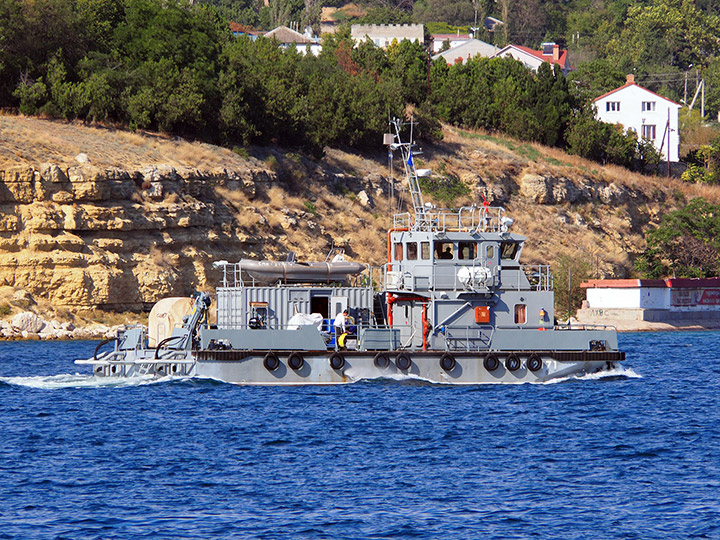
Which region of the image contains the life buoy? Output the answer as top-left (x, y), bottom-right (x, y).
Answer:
top-left (505, 353), bottom-right (521, 372)
top-left (395, 352), bottom-right (412, 371)
top-left (527, 353), bottom-right (542, 372)
top-left (263, 352), bottom-right (280, 371)
top-left (373, 352), bottom-right (390, 369)
top-left (483, 353), bottom-right (499, 372)
top-left (440, 353), bottom-right (456, 371)
top-left (288, 352), bottom-right (304, 370)
top-left (329, 352), bottom-right (345, 370)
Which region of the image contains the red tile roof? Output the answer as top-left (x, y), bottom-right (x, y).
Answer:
top-left (512, 44), bottom-right (568, 68)
top-left (581, 278), bottom-right (720, 289)
top-left (593, 77), bottom-right (681, 106)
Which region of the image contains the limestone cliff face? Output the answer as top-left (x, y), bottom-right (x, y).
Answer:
top-left (0, 163), bottom-right (273, 309)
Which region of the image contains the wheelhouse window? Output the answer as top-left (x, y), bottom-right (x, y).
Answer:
top-left (393, 242), bottom-right (403, 261)
top-left (458, 241), bottom-right (477, 260)
top-left (500, 241), bottom-right (519, 260)
top-left (421, 241), bottom-right (431, 260)
top-left (486, 244), bottom-right (495, 262)
top-left (514, 304), bottom-right (527, 324)
top-left (406, 242), bottom-right (418, 260)
top-left (434, 241), bottom-right (454, 260)
top-left (606, 101), bottom-right (620, 112)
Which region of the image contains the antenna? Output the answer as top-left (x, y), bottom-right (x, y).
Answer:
top-left (389, 117), bottom-right (430, 230)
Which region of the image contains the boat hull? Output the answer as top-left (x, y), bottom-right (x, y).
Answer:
top-left (80, 349), bottom-right (623, 385)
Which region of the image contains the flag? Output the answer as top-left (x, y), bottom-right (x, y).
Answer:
top-left (407, 152), bottom-right (413, 168)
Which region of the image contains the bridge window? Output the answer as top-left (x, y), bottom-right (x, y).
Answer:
top-left (393, 242), bottom-right (403, 261)
top-left (458, 241), bottom-right (477, 260)
top-left (500, 241), bottom-right (518, 260)
top-left (434, 241), bottom-right (454, 260)
top-left (486, 244), bottom-right (495, 261)
top-left (421, 241), bottom-right (431, 260)
top-left (514, 304), bottom-right (527, 324)
top-left (406, 242), bottom-right (418, 260)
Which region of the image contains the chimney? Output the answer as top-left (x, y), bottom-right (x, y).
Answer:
top-left (552, 44), bottom-right (560, 62)
top-left (627, 74), bottom-right (635, 84)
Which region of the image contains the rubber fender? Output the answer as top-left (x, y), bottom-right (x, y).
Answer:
top-left (484, 353), bottom-right (500, 372)
top-left (527, 353), bottom-right (543, 372)
top-left (395, 352), bottom-right (412, 371)
top-left (329, 352), bottom-right (345, 370)
top-left (439, 353), bottom-right (456, 371)
top-left (505, 353), bottom-right (521, 372)
top-left (373, 352), bottom-right (390, 369)
top-left (287, 352), bottom-right (304, 370)
top-left (263, 352), bottom-right (280, 372)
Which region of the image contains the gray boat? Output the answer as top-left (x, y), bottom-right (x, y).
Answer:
top-left (76, 119), bottom-right (625, 384)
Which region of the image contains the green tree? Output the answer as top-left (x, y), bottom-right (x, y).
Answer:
top-left (635, 198), bottom-right (720, 278)
top-left (552, 253), bottom-right (593, 320)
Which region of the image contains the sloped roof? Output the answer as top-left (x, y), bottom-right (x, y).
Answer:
top-left (582, 278), bottom-right (720, 288)
top-left (264, 25), bottom-right (313, 44)
top-left (593, 78), bottom-right (681, 107)
top-left (432, 39), bottom-right (499, 64)
top-left (498, 44), bottom-right (569, 69)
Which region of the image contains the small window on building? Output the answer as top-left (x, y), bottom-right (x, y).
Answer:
top-left (514, 304), bottom-right (527, 324)
top-left (500, 241), bottom-right (519, 260)
top-left (458, 241), bottom-right (476, 260)
top-left (641, 101), bottom-right (656, 112)
top-left (641, 124), bottom-right (656, 140)
top-left (434, 241), bottom-right (454, 260)
top-left (606, 101), bottom-right (620, 112)
top-left (421, 241), bottom-right (431, 260)
top-left (406, 242), bottom-right (418, 260)
top-left (394, 242), bottom-right (403, 261)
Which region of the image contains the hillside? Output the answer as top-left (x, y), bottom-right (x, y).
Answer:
top-left (1, 113), bottom-right (719, 324)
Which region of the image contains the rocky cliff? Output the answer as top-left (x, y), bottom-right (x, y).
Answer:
top-left (0, 115), bottom-right (718, 320)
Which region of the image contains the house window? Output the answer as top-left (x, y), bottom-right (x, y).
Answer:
top-left (514, 304), bottom-right (527, 325)
top-left (641, 101), bottom-right (656, 112)
top-left (641, 125), bottom-right (656, 140)
top-left (606, 101), bottom-right (620, 112)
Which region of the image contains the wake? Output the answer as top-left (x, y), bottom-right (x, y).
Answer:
top-left (0, 373), bottom-right (190, 390)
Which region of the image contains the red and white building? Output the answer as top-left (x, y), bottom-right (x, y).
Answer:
top-left (594, 75), bottom-right (681, 162)
top-left (493, 43), bottom-right (571, 75)
top-left (578, 278), bottom-right (720, 326)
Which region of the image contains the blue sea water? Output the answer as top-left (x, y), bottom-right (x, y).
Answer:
top-left (0, 333), bottom-right (718, 539)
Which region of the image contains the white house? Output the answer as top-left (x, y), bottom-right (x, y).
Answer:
top-left (577, 278), bottom-right (720, 326)
top-left (493, 43), bottom-right (571, 75)
top-left (594, 75), bottom-right (681, 162)
top-left (351, 24), bottom-right (424, 49)
top-left (432, 38), bottom-right (498, 65)
top-left (430, 33), bottom-right (472, 53)
top-left (263, 25), bottom-right (322, 56)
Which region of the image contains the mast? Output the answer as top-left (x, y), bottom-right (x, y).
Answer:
top-left (389, 117), bottom-right (430, 231)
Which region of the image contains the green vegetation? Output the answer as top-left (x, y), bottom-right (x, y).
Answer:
top-left (635, 198), bottom-right (720, 279)
top-left (552, 254), bottom-right (593, 319)
top-left (303, 200), bottom-right (318, 216)
top-left (419, 174), bottom-right (471, 206)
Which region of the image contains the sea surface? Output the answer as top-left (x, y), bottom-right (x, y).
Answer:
top-left (0, 332), bottom-right (718, 539)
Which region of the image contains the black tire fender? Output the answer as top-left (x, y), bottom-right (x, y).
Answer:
top-left (506, 353), bottom-right (521, 372)
top-left (373, 352), bottom-right (390, 369)
top-left (329, 352), bottom-right (345, 370)
top-left (439, 353), bottom-right (456, 371)
top-left (527, 353), bottom-right (543, 372)
top-left (287, 352), bottom-right (304, 370)
top-left (263, 352), bottom-right (280, 372)
top-left (395, 352), bottom-right (412, 371)
top-left (484, 353), bottom-right (500, 372)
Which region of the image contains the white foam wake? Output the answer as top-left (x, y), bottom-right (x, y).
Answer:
top-left (0, 373), bottom-right (188, 390)
top-left (542, 364), bottom-right (642, 385)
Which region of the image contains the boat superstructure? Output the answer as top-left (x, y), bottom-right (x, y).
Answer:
top-left (76, 118), bottom-right (625, 384)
